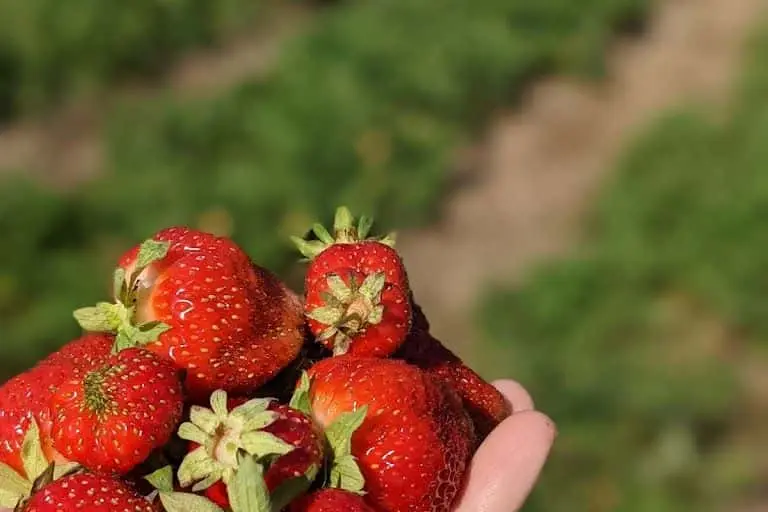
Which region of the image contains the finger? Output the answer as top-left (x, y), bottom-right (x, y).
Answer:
top-left (455, 411), bottom-right (556, 512)
top-left (492, 379), bottom-right (534, 412)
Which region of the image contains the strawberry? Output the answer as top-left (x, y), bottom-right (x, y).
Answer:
top-left (305, 356), bottom-right (475, 512)
top-left (396, 316), bottom-right (512, 441)
top-left (176, 390), bottom-right (323, 509)
top-left (0, 334), bottom-right (113, 477)
top-left (74, 227), bottom-right (305, 400)
top-left (289, 488), bottom-right (375, 511)
top-left (0, 418), bottom-right (80, 510)
top-left (49, 348), bottom-right (184, 474)
top-left (22, 473), bottom-right (156, 511)
top-left (292, 206), bottom-right (409, 291)
top-left (41, 333), bottom-right (115, 374)
top-left (305, 269), bottom-right (411, 357)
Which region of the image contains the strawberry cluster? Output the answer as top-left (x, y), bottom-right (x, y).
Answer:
top-left (0, 207), bottom-right (511, 511)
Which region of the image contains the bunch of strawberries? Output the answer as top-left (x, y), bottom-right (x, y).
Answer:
top-left (0, 207), bottom-right (511, 511)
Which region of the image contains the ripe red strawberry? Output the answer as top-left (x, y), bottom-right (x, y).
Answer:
top-left (0, 334), bottom-right (113, 477)
top-left (396, 313), bottom-right (512, 441)
top-left (305, 268), bottom-right (411, 357)
top-left (42, 333), bottom-right (115, 375)
top-left (292, 206), bottom-right (409, 291)
top-left (306, 356), bottom-right (475, 512)
top-left (49, 348), bottom-right (184, 474)
top-left (74, 227), bottom-right (305, 400)
top-left (23, 473), bottom-right (155, 511)
top-left (177, 390), bottom-right (323, 509)
top-left (289, 489), bottom-right (375, 511)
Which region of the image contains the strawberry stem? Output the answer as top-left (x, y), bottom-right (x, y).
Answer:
top-left (74, 238), bottom-right (172, 352)
top-left (307, 272), bottom-right (386, 355)
top-left (291, 206), bottom-right (396, 260)
top-left (176, 390), bottom-right (294, 494)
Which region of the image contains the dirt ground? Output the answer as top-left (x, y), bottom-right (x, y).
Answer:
top-left (397, 0), bottom-right (766, 354)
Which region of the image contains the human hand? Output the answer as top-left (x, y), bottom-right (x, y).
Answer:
top-left (454, 380), bottom-right (556, 512)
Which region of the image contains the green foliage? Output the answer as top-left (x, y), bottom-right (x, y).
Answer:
top-left (89, 0), bottom-right (650, 269)
top-left (0, 0), bottom-right (259, 118)
top-left (0, 0), bottom-right (650, 376)
top-left (477, 29), bottom-right (768, 512)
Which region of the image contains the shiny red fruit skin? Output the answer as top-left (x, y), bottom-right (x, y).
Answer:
top-left (305, 268), bottom-right (411, 358)
top-left (396, 313), bottom-right (512, 441)
top-left (119, 227), bottom-right (305, 400)
top-left (198, 400), bottom-right (324, 508)
top-left (305, 242), bottom-right (408, 291)
top-left (23, 473), bottom-right (156, 511)
top-left (307, 356), bottom-right (475, 512)
top-left (289, 488), bottom-right (375, 511)
top-left (0, 334), bottom-right (113, 476)
top-left (50, 348), bottom-right (184, 474)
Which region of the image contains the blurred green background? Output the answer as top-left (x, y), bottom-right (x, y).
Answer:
top-left (0, 0), bottom-right (766, 510)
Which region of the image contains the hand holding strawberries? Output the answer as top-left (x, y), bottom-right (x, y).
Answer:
top-left (0, 206), bottom-right (553, 511)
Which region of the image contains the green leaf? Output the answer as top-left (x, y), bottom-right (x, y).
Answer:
top-left (177, 422), bottom-right (209, 446)
top-left (269, 464), bottom-right (318, 511)
top-left (367, 305), bottom-right (385, 325)
top-left (209, 390), bottom-right (229, 419)
top-left (227, 454), bottom-right (271, 512)
top-left (331, 334), bottom-right (352, 356)
top-left (30, 463), bottom-right (54, 494)
top-left (241, 411), bottom-right (280, 432)
top-left (379, 232), bottom-right (397, 247)
top-left (325, 274), bottom-right (352, 302)
top-left (191, 473), bottom-right (222, 493)
top-left (318, 327), bottom-right (340, 343)
top-left (112, 267), bottom-right (127, 302)
top-left (0, 463), bottom-right (30, 507)
top-left (306, 305), bottom-right (343, 326)
top-left (330, 454), bottom-right (365, 494)
top-left (132, 321), bottom-right (171, 345)
top-left (73, 303), bottom-right (117, 333)
top-left (0, 489), bottom-right (21, 509)
top-left (51, 461), bottom-right (80, 481)
top-left (357, 215), bottom-right (374, 240)
top-left (230, 398), bottom-right (273, 425)
top-left (325, 406), bottom-right (368, 458)
top-left (144, 465), bottom-right (174, 492)
top-left (159, 491), bottom-right (225, 512)
top-left (20, 420), bottom-right (47, 482)
top-left (311, 223), bottom-right (334, 245)
top-left (189, 406), bottom-right (221, 435)
top-left (289, 372), bottom-right (312, 416)
top-left (177, 446), bottom-right (220, 488)
top-left (359, 272), bottom-right (385, 302)
top-left (113, 331), bottom-right (135, 353)
top-left (240, 431), bottom-right (294, 459)
top-left (135, 239), bottom-right (170, 270)
top-left (333, 206), bottom-right (355, 233)
top-left (291, 237), bottom-right (326, 260)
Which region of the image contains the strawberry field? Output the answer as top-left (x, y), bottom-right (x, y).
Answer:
top-left (478, 28), bottom-right (768, 512)
top-left (0, 0), bottom-right (261, 118)
top-left (1, 0), bottom-right (766, 510)
top-left (0, 0), bottom-right (650, 377)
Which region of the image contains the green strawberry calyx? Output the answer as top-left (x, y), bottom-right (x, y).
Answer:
top-left (73, 239), bottom-right (172, 353)
top-left (290, 372), bottom-right (367, 495)
top-left (146, 465), bottom-right (227, 512)
top-left (0, 420), bottom-right (80, 509)
top-left (323, 406), bottom-right (368, 495)
top-left (291, 206), bottom-right (396, 260)
top-left (176, 390), bottom-right (294, 497)
top-left (307, 271), bottom-right (387, 355)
